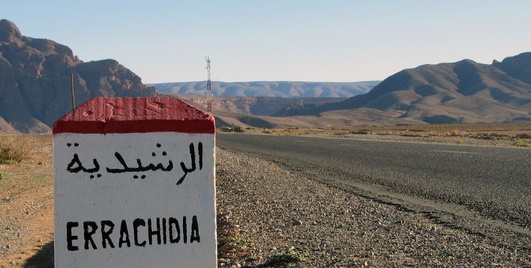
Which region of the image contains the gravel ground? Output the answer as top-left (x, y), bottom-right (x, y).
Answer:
top-left (0, 134), bottom-right (528, 267)
top-left (215, 147), bottom-right (530, 267)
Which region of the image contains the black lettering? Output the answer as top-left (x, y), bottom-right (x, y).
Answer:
top-left (162, 218), bottom-right (167, 244)
top-left (83, 221), bottom-right (98, 250)
top-left (66, 222), bottom-right (79, 251)
top-left (133, 218), bottom-right (146, 247)
top-left (198, 142), bottom-right (203, 170)
top-left (148, 218), bottom-right (162, 245)
top-left (101, 220), bottom-right (115, 249)
top-left (191, 215), bottom-right (200, 243)
top-left (119, 220), bottom-right (131, 248)
top-left (177, 143), bottom-right (197, 185)
top-left (66, 216), bottom-right (200, 250)
top-left (183, 216), bottom-right (187, 244)
top-left (169, 217), bottom-right (180, 243)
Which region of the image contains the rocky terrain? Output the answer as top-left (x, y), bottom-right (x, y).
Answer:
top-left (0, 19), bottom-right (156, 133)
top-left (216, 146), bottom-right (530, 267)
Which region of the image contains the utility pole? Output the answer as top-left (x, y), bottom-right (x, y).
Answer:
top-left (70, 72), bottom-right (75, 111)
top-left (205, 57), bottom-right (212, 113)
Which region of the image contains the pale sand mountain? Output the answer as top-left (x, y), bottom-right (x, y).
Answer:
top-left (0, 117), bottom-right (17, 133)
top-left (152, 81), bottom-right (378, 98)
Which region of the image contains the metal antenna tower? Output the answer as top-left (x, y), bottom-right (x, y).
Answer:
top-left (205, 57), bottom-right (212, 112)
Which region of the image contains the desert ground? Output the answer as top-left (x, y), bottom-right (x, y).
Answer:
top-left (0, 122), bottom-right (530, 267)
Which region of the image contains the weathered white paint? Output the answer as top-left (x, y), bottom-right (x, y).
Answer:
top-left (54, 132), bottom-right (216, 267)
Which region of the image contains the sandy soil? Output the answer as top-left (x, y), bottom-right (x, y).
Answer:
top-left (241, 122), bottom-right (531, 148)
top-left (0, 135), bottom-right (54, 267)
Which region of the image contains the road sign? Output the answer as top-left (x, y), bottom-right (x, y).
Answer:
top-left (53, 97), bottom-right (217, 267)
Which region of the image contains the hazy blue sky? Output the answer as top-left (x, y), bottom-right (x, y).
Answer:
top-left (2, 1), bottom-right (530, 83)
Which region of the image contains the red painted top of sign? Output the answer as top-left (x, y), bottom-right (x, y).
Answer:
top-left (53, 97), bottom-right (215, 134)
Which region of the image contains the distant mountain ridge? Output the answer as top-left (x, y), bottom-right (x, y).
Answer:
top-left (0, 19), bottom-right (156, 133)
top-left (151, 81), bottom-right (379, 98)
top-left (275, 52), bottom-right (531, 124)
top-left (168, 94), bottom-right (344, 116)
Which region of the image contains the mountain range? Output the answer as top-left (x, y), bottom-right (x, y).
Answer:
top-left (272, 53), bottom-right (531, 125)
top-left (152, 81), bottom-right (378, 98)
top-left (0, 19), bottom-right (156, 133)
top-left (1, 18), bottom-right (530, 133)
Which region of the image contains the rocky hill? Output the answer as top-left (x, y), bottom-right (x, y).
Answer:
top-left (0, 19), bottom-right (156, 133)
top-left (152, 81), bottom-right (378, 98)
top-left (275, 53), bottom-right (531, 124)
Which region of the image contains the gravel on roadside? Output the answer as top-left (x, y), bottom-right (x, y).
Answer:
top-left (215, 147), bottom-right (530, 267)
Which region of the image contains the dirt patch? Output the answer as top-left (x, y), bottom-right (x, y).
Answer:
top-left (0, 135), bottom-right (54, 268)
top-left (246, 122), bottom-right (531, 147)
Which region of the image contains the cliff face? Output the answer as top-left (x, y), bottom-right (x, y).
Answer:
top-left (0, 19), bottom-right (156, 133)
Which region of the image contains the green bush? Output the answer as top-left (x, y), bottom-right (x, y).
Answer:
top-left (265, 247), bottom-right (307, 267)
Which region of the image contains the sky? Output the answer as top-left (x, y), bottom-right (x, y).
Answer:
top-left (1, 1), bottom-right (530, 83)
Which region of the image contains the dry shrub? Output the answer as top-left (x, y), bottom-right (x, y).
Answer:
top-left (0, 135), bottom-right (31, 164)
top-left (450, 129), bottom-right (460, 136)
top-left (515, 133), bottom-right (531, 139)
top-left (514, 139), bottom-right (531, 147)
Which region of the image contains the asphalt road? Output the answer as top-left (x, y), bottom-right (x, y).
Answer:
top-left (217, 133), bottom-right (531, 230)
